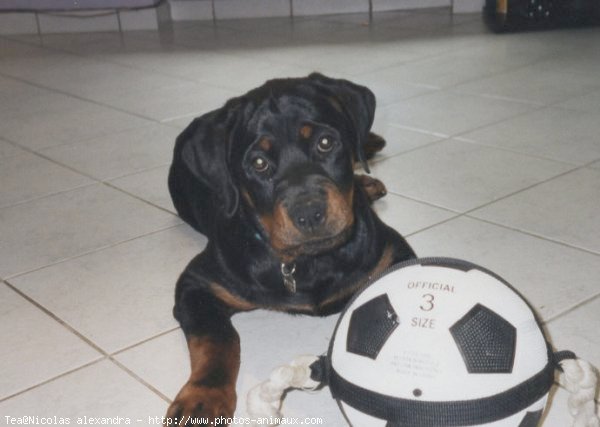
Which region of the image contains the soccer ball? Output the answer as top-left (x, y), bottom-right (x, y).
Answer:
top-left (327, 257), bottom-right (554, 427)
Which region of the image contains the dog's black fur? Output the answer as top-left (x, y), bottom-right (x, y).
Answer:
top-left (166, 73), bottom-right (415, 424)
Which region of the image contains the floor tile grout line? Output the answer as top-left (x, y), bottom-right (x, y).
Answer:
top-left (402, 200), bottom-right (600, 260)
top-left (457, 160), bottom-right (594, 218)
top-left (445, 49), bottom-right (579, 93)
top-left (0, 136), bottom-right (179, 218)
top-left (0, 356), bottom-right (107, 404)
top-left (340, 50), bottom-right (454, 80)
top-left (386, 123), bottom-right (450, 139)
top-left (448, 79), bottom-right (600, 142)
top-left (0, 71), bottom-right (160, 123)
top-left (395, 161), bottom-right (600, 255)
top-left (543, 292), bottom-right (600, 325)
top-left (358, 45), bottom-right (560, 102)
top-left (1, 26), bottom-right (275, 106)
top-left (0, 65), bottom-right (230, 131)
top-left (463, 214), bottom-right (600, 258)
top-left (108, 358), bottom-right (172, 404)
top-left (375, 96), bottom-right (550, 148)
top-left (370, 138), bottom-right (449, 166)
top-left (404, 212), bottom-right (464, 239)
top-left (97, 161), bottom-right (173, 183)
top-left (450, 136), bottom-right (583, 167)
top-left (0, 117), bottom-right (154, 154)
top-left (553, 87), bottom-right (600, 114)
top-left (105, 178), bottom-right (179, 215)
top-left (102, 180), bottom-right (178, 216)
top-left (411, 41), bottom-right (597, 105)
top-left (454, 91), bottom-right (545, 108)
top-left (2, 280), bottom-right (108, 354)
top-left (344, 27), bottom-right (500, 80)
top-left (0, 148), bottom-right (101, 203)
top-left (61, 121), bottom-right (177, 150)
top-left (161, 111), bottom-right (205, 125)
top-left (383, 145), bottom-right (586, 224)
top-left (106, 162), bottom-right (172, 180)
top-left (0, 145), bottom-right (190, 283)
top-left (1, 281), bottom-right (175, 405)
top-left (0, 177), bottom-right (177, 229)
top-left (374, 40), bottom-right (598, 123)
top-left (110, 326), bottom-right (181, 358)
top-left (2, 135), bottom-right (106, 181)
top-left (0, 136), bottom-right (23, 152)
top-left (384, 188), bottom-right (463, 214)
top-left (0, 182), bottom-right (98, 211)
top-left (370, 129), bottom-right (579, 178)
top-left (0, 32), bottom-right (220, 89)
top-left (4, 222), bottom-right (183, 281)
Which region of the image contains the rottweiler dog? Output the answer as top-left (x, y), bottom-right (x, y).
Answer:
top-left (166, 73), bottom-right (415, 424)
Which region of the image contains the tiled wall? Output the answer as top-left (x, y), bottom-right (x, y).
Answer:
top-left (168, 0), bottom-right (485, 21)
top-left (0, 0), bottom-right (484, 35)
top-left (0, 8), bottom-right (161, 35)
top-left (169, 0), bottom-right (463, 20)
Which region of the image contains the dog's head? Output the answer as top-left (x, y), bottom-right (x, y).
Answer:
top-left (179, 73), bottom-right (376, 260)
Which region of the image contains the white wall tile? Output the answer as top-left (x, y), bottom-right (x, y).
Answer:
top-left (169, 0), bottom-right (214, 20)
top-left (0, 0), bottom-right (470, 32)
top-left (292, 0), bottom-right (368, 16)
top-left (0, 13), bottom-right (38, 35)
top-left (38, 11), bottom-right (119, 33)
top-left (118, 8), bottom-right (158, 30)
top-left (453, 0), bottom-right (484, 13)
top-left (216, 0), bottom-right (290, 19)
top-left (373, 0), bottom-right (451, 12)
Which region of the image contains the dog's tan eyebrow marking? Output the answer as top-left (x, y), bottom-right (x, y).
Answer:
top-left (258, 137), bottom-right (272, 151)
top-left (299, 125), bottom-right (313, 139)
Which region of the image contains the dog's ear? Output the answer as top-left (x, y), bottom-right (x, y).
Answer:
top-left (308, 72), bottom-right (376, 173)
top-left (177, 103), bottom-right (241, 218)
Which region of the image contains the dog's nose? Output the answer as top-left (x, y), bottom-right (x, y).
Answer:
top-left (291, 201), bottom-right (326, 232)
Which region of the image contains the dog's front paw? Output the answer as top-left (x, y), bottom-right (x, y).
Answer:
top-left (356, 174), bottom-right (387, 202)
top-left (165, 382), bottom-right (236, 426)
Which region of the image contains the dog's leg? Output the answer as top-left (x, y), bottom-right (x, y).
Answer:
top-left (355, 174), bottom-right (387, 203)
top-left (165, 286), bottom-right (241, 426)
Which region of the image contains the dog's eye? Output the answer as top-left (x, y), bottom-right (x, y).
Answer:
top-left (317, 137), bottom-right (334, 153)
top-left (252, 156), bottom-right (270, 173)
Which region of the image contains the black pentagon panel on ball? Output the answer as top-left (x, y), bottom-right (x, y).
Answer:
top-left (346, 294), bottom-right (400, 360)
top-left (518, 409), bottom-right (544, 427)
top-left (450, 303), bottom-right (517, 374)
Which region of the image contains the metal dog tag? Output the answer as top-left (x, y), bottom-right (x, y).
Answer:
top-left (281, 263), bottom-right (297, 293)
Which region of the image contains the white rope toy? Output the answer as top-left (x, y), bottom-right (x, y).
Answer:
top-left (558, 358), bottom-right (600, 427)
top-left (248, 355), bottom-right (600, 427)
top-left (247, 355), bottom-right (319, 426)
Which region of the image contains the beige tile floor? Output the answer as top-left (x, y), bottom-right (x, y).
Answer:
top-left (0, 7), bottom-right (599, 426)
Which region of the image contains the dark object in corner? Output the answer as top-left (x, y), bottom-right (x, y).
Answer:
top-left (484, 0), bottom-right (600, 32)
